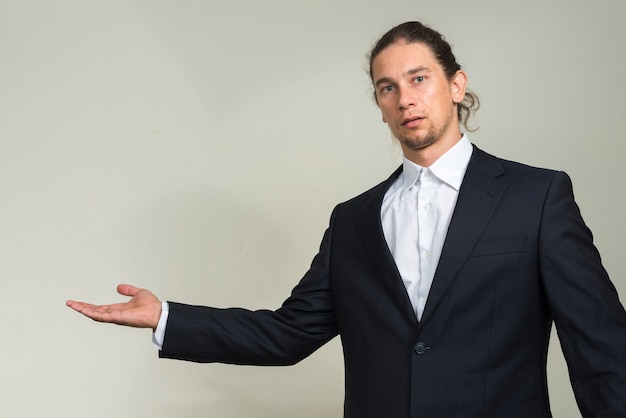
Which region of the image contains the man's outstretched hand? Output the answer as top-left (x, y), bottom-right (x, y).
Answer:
top-left (66, 284), bottom-right (162, 330)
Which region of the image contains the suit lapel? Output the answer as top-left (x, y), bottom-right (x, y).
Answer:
top-left (419, 146), bottom-right (507, 326)
top-left (354, 167), bottom-right (419, 325)
top-left (350, 147), bottom-right (508, 327)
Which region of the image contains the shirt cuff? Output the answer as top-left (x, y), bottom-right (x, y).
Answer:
top-left (152, 301), bottom-right (169, 350)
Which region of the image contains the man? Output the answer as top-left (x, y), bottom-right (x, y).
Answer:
top-left (67, 21), bottom-right (626, 417)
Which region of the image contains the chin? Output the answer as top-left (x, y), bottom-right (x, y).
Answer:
top-left (400, 134), bottom-right (437, 150)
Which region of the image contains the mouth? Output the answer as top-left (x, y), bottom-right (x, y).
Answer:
top-left (401, 116), bottom-right (425, 128)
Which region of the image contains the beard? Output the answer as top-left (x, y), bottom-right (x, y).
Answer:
top-left (395, 124), bottom-right (440, 150)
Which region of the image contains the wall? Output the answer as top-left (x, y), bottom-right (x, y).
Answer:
top-left (1, 1), bottom-right (624, 417)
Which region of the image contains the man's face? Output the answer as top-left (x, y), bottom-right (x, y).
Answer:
top-left (372, 41), bottom-right (466, 160)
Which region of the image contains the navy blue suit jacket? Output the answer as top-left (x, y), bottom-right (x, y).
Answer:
top-left (161, 146), bottom-right (626, 417)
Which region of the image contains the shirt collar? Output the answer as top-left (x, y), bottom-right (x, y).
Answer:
top-left (400, 134), bottom-right (473, 196)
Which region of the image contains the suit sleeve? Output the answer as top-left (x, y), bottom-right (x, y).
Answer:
top-left (159, 209), bottom-right (339, 366)
top-left (539, 171), bottom-right (626, 417)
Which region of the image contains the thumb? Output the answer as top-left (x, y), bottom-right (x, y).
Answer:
top-left (117, 284), bottom-right (139, 298)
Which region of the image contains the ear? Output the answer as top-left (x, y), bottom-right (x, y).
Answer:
top-left (450, 70), bottom-right (467, 103)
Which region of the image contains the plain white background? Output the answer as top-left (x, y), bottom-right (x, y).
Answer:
top-left (1, 1), bottom-right (625, 417)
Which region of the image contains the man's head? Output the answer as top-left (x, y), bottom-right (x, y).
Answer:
top-left (368, 21), bottom-right (479, 164)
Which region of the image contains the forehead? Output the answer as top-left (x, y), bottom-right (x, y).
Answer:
top-left (371, 41), bottom-right (442, 81)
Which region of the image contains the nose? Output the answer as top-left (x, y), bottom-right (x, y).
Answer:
top-left (397, 87), bottom-right (416, 109)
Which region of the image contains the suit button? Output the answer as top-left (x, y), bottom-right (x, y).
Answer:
top-left (414, 342), bottom-right (428, 355)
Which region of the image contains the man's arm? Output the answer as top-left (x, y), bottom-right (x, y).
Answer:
top-left (159, 213), bottom-right (340, 366)
top-left (539, 171), bottom-right (626, 416)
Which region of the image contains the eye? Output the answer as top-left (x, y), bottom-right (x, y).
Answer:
top-left (414, 76), bottom-right (425, 83)
top-left (378, 85), bottom-right (395, 96)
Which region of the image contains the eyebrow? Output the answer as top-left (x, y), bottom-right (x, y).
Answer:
top-left (374, 66), bottom-right (431, 88)
top-left (406, 66), bottom-right (431, 76)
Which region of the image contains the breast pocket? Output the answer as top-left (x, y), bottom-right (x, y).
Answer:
top-left (470, 237), bottom-right (527, 257)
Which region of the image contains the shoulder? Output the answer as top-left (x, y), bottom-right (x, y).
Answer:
top-left (469, 145), bottom-right (576, 204)
top-left (336, 166), bottom-right (402, 208)
top-left (471, 145), bottom-right (566, 181)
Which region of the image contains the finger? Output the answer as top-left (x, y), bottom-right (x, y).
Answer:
top-left (66, 300), bottom-right (80, 312)
top-left (72, 302), bottom-right (128, 322)
top-left (116, 284), bottom-right (139, 297)
top-left (66, 301), bottom-right (105, 318)
top-left (66, 300), bottom-right (95, 312)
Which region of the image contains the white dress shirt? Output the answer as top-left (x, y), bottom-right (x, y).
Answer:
top-left (381, 134), bottom-right (473, 320)
top-left (152, 301), bottom-right (169, 349)
top-left (154, 135), bottom-right (473, 348)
